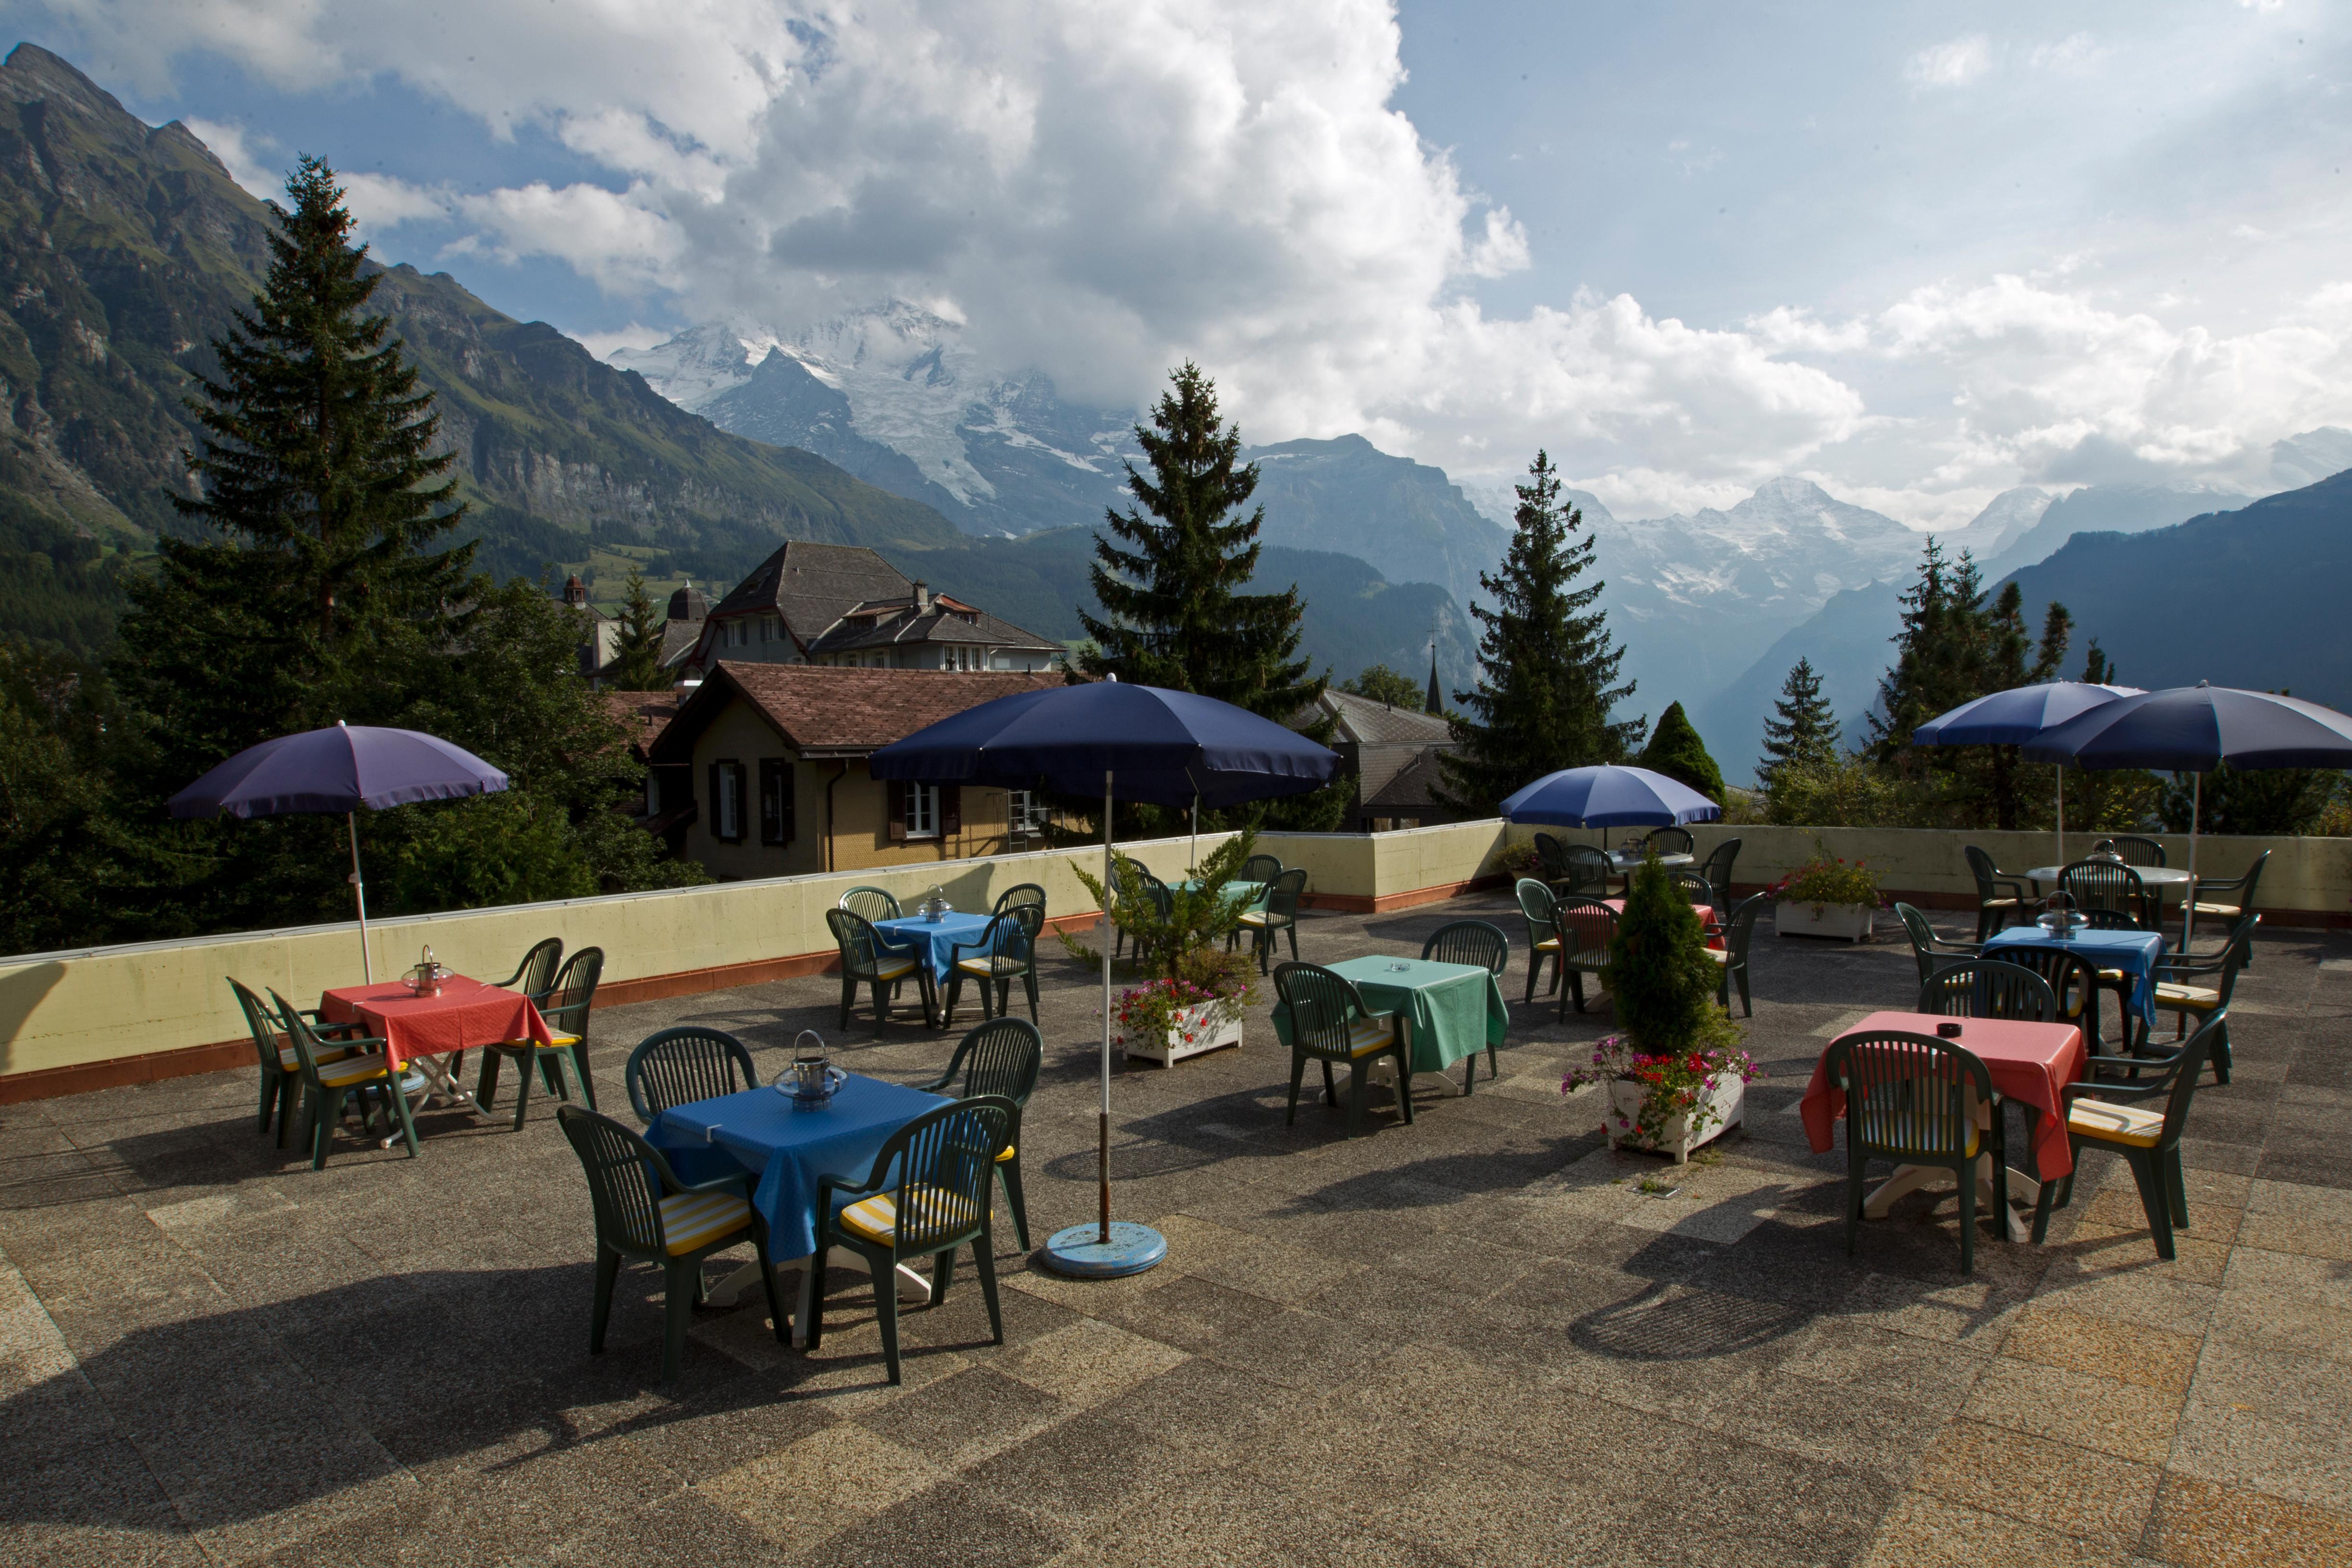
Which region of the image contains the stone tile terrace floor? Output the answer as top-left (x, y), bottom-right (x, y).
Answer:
top-left (4, 893), bottom-right (2352, 1567)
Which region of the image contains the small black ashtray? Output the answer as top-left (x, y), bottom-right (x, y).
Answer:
top-left (1936, 1021), bottom-right (1963, 1039)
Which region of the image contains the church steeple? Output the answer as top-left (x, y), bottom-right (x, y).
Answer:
top-left (1424, 634), bottom-right (1443, 716)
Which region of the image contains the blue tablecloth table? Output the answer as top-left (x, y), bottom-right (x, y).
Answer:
top-left (1984, 925), bottom-right (2167, 1030)
top-left (1273, 955), bottom-right (1509, 1093)
top-left (874, 911), bottom-right (995, 984)
top-left (647, 1074), bottom-right (949, 1338)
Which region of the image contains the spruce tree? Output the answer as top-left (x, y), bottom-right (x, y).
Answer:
top-left (1635, 700), bottom-right (1724, 801)
top-left (118, 155), bottom-right (472, 788)
top-left (607, 570), bottom-right (668, 690)
top-left (1079, 363), bottom-right (1321, 721)
top-left (1758, 657), bottom-right (1839, 789)
top-left (1436, 451), bottom-right (1638, 813)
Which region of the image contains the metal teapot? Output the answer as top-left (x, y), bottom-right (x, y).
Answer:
top-left (917, 884), bottom-right (952, 922)
top-left (782, 1029), bottom-right (846, 1105)
top-left (403, 945), bottom-right (451, 995)
top-left (2034, 893), bottom-right (2085, 936)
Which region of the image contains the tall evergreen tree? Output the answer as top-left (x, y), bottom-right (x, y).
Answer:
top-left (2081, 640), bottom-right (2118, 686)
top-left (1636, 700), bottom-right (1725, 801)
top-left (607, 570), bottom-right (668, 691)
top-left (1758, 657), bottom-right (1840, 789)
top-left (1437, 451), bottom-right (1638, 812)
top-left (117, 155), bottom-right (473, 789)
top-left (1078, 363), bottom-right (1320, 720)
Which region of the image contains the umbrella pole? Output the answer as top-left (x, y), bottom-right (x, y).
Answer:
top-left (1101, 770), bottom-right (1114, 1247)
top-left (347, 811), bottom-right (373, 984)
top-left (1189, 790), bottom-right (1199, 878)
top-left (2055, 766), bottom-right (2064, 870)
top-left (2182, 772), bottom-right (2202, 954)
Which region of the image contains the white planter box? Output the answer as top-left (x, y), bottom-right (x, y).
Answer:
top-left (1775, 899), bottom-right (1875, 943)
top-left (1603, 1072), bottom-right (1745, 1164)
top-left (1123, 1001), bottom-right (1242, 1066)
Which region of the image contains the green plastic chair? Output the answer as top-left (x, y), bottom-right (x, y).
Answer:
top-left (1825, 1029), bottom-right (2006, 1274)
top-left (839, 886), bottom-right (903, 925)
top-left (625, 1026), bottom-right (760, 1125)
top-left (268, 989), bottom-right (418, 1169)
top-left (2187, 850), bottom-right (2268, 965)
top-left (2059, 859), bottom-right (2152, 930)
top-left (453, 935), bottom-right (565, 1090)
top-left (1698, 837), bottom-right (1742, 911)
top-left (1273, 961), bottom-right (1413, 1135)
top-left (1915, 960), bottom-right (2057, 1022)
top-left (1551, 896), bottom-right (1619, 1020)
top-left (1895, 902), bottom-right (1981, 987)
top-left (1983, 946), bottom-right (2103, 1054)
top-left (1668, 869), bottom-right (1715, 910)
top-left (992, 882), bottom-right (1047, 920)
top-left (1962, 845), bottom-right (2031, 942)
top-left (917, 1018), bottom-right (1043, 1249)
top-left (1115, 869), bottom-right (1173, 963)
top-left (826, 908), bottom-right (936, 1032)
top-left (229, 977), bottom-right (345, 1146)
top-left (1229, 867), bottom-right (1308, 974)
top-left (1240, 853), bottom-right (1283, 886)
top-left (1514, 878), bottom-right (1562, 1003)
top-left (1711, 892), bottom-right (1766, 1017)
top-left (803, 1096), bottom-right (1016, 1385)
top-left (1558, 844), bottom-right (1612, 899)
top-left (1643, 826), bottom-right (1695, 856)
top-left (943, 906), bottom-right (1043, 1027)
top-left (554, 1104), bottom-right (785, 1382)
top-left (2093, 835), bottom-right (2167, 869)
top-left (475, 947), bottom-right (603, 1131)
top-left (1420, 920), bottom-right (1507, 1093)
top-left (2148, 911), bottom-right (2257, 1083)
top-left (2031, 1017), bottom-right (2219, 1260)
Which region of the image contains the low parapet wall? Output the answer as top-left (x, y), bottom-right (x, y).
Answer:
top-left (0, 819), bottom-right (1520, 1102)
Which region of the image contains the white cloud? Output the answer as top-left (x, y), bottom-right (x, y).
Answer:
top-left (2025, 32), bottom-right (2099, 73)
top-left (340, 172), bottom-right (450, 233)
top-left (1905, 35), bottom-right (1993, 89)
top-left (567, 322), bottom-right (674, 359)
top-left (181, 116), bottom-right (276, 196)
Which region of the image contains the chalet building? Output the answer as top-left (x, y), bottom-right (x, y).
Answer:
top-left (646, 662), bottom-right (1064, 879)
top-left (686, 540), bottom-right (1060, 674)
top-left (566, 576), bottom-right (710, 686)
top-left (1314, 687), bottom-right (1463, 833)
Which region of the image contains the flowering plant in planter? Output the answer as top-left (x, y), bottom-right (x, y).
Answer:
top-left (1562, 1034), bottom-right (1762, 1147)
top-left (1111, 977), bottom-right (1226, 1050)
top-left (1765, 839), bottom-right (1885, 912)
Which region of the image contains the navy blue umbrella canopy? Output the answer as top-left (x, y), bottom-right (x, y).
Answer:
top-left (170, 723), bottom-right (509, 820)
top-left (1911, 681), bottom-right (2141, 747)
top-left (1498, 765), bottom-right (1721, 829)
top-left (868, 680), bottom-right (1338, 806)
top-left (2021, 684), bottom-right (2352, 771)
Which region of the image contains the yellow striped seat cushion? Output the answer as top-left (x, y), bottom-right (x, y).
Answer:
top-left (1235, 909), bottom-right (1271, 928)
top-left (1344, 1017), bottom-right (1396, 1057)
top-left (869, 956), bottom-right (919, 981)
top-left (2191, 901), bottom-right (2241, 918)
top-left (1982, 896), bottom-right (2021, 907)
top-left (955, 956), bottom-right (1027, 978)
top-left (839, 1183), bottom-right (982, 1245)
top-left (2097, 969), bottom-right (2128, 983)
top-left (2068, 1097), bottom-right (2165, 1148)
top-left (2154, 981), bottom-right (2220, 1010)
top-left (501, 1033), bottom-right (580, 1050)
top-left (996, 1142), bottom-right (1016, 1163)
top-left (274, 1035), bottom-right (349, 1069)
top-left (658, 1189), bottom-right (752, 1255)
top-left (1704, 948), bottom-right (1727, 965)
top-left (313, 1054), bottom-right (392, 1088)
top-left (1531, 936), bottom-right (1560, 952)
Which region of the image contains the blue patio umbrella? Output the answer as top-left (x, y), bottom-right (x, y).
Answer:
top-left (171, 722), bottom-right (510, 981)
top-left (1499, 765), bottom-right (1722, 833)
top-left (2024, 683), bottom-right (2352, 946)
top-left (872, 678), bottom-right (1338, 1279)
top-left (1911, 680), bottom-right (2140, 866)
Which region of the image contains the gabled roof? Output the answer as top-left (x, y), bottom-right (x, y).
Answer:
top-left (702, 541), bottom-right (913, 652)
top-left (1360, 745), bottom-right (1451, 811)
top-left (807, 597), bottom-right (1061, 655)
top-left (649, 662), bottom-right (1064, 762)
top-left (599, 691), bottom-right (680, 758)
top-left (1319, 688), bottom-right (1455, 747)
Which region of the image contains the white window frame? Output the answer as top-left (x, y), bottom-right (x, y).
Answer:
top-left (714, 760), bottom-right (743, 841)
top-left (1008, 788), bottom-right (1045, 837)
top-left (904, 783), bottom-right (940, 839)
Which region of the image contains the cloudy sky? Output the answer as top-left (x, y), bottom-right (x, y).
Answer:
top-left (20, 0), bottom-right (2352, 524)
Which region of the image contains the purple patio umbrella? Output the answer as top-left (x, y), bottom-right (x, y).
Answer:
top-left (2023, 684), bottom-right (2352, 948)
top-left (1911, 680), bottom-right (2140, 866)
top-left (171, 722), bottom-right (510, 980)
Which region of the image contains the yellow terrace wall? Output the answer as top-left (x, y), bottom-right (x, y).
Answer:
top-left (1502, 821), bottom-right (2352, 914)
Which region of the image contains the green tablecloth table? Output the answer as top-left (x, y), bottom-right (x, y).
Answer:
top-left (1174, 877), bottom-right (1264, 905)
top-left (1274, 955), bottom-right (1508, 1086)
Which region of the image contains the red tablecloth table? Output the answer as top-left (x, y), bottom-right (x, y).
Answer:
top-left (319, 976), bottom-right (552, 1070)
top-left (1801, 1010), bottom-right (2086, 1181)
top-left (1601, 897), bottom-right (1721, 946)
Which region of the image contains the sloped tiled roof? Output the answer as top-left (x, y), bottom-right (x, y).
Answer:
top-left (599, 691), bottom-right (679, 757)
top-left (703, 541), bottom-right (913, 650)
top-left (808, 598), bottom-right (1060, 655)
top-left (1320, 688), bottom-right (1454, 747)
top-left (650, 663), bottom-right (1064, 761)
top-left (1361, 745), bottom-right (1452, 811)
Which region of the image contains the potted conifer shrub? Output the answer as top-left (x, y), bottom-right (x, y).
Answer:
top-left (1562, 855), bottom-right (1758, 1163)
top-left (1768, 839), bottom-right (1884, 942)
top-left (1066, 831), bottom-right (1261, 1066)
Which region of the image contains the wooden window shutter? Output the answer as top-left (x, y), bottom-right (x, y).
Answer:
top-left (886, 778), bottom-right (906, 841)
top-left (760, 759), bottom-right (794, 845)
top-left (942, 784), bottom-right (961, 834)
top-left (706, 762), bottom-right (721, 839)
